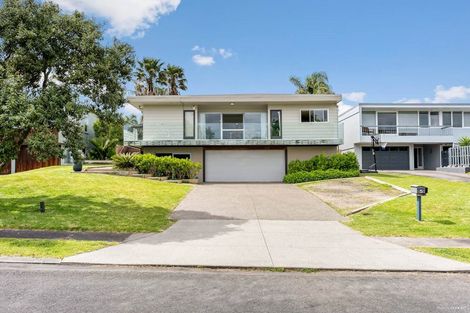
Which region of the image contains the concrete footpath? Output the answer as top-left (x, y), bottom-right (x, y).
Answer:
top-left (64, 220), bottom-right (470, 271)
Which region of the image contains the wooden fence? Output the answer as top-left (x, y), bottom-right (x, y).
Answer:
top-left (448, 146), bottom-right (470, 167)
top-left (0, 145), bottom-right (60, 175)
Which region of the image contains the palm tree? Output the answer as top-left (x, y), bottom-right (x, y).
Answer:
top-left (289, 72), bottom-right (333, 94)
top-left (135, 58), bottom-right (166, 95)
top-left (164, 65), bottom-right (188, 95)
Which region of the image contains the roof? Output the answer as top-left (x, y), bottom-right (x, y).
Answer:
top-left (360, 103), bottom-right (470, 109)
top-left (127, 94), bottom-right (342, 108)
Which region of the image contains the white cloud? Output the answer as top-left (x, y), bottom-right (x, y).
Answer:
top-left (218, 48), bottom-right (233, 59)
top-left (192, 54), bottom-right (215, 66)
top-left (394, 85), bottom-right (470, 103)
top-left (342, 91), bottom-right (366, 103)
top-left (337, 101), bottom-right (353, 114)
top-left (51, 0), bottom-right (181, 37)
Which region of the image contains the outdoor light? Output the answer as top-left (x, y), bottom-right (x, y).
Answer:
top-left (230, 102), bottom-right (235, 106)
top-left (39, 201), bottom-right (45, 213)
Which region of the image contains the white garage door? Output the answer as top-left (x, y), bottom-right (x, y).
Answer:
top-left (205, 150), bottom-right (285, 182)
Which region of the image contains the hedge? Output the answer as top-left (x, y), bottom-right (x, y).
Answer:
top-left (283, 169), bottom-right (360, 184)
top-left (112, 153), bottom-right (202, 180)
top-left (288, 152), bottom-right (359, 174)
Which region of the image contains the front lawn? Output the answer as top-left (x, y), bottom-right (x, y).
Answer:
top-left (0, 166), bottom-right (191, 232)
top-left (414, 247), bottom-right (470, 264)
top-left (347, 173), bottom-right (470, 238)
top-left (0, 238), bottom-right (114, 259)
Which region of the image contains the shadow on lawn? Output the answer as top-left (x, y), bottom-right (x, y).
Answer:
top-left (0, 194), bottom-right (169, 232)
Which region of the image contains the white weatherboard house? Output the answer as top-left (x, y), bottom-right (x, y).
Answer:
top-left (339, 103), bottom-right (470, 170)
top-left (125, 94), bottom-right (343, 182)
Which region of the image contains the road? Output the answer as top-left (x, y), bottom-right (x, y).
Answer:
top-left (1, 264), bottom-right (470, 313)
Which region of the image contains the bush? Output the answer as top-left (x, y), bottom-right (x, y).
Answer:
top-left (112, 153), bottom-right (202, 179)
top-left (111, 153), bottom-right (138, 169)
top-left (288, 153), bottom-right (359, 173)
top-left (458, 136), bottom-right (470, 147)
top-left (283, 169), bottom-right (360, 184)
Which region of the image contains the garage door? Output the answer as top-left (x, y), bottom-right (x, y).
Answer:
top-left (362, 147), bottom-right (410, 170)
top-left (205, 150), bottom-right (285, 182)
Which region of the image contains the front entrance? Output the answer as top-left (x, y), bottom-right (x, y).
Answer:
top-left (414, 147), bottom-right (424, 169)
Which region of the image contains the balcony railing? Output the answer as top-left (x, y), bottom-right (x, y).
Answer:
top-left (361, 125), bottom-right (453, 136)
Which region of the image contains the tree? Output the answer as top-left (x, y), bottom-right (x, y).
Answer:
top-left (0, 0), bottom-right (135, 170)
top-left (458, 136), bottom-right (470, 147)
top-left (164, 65), bottom-right (187, 95)
top-left (135, 57), bottom-right (166, 95)
top-left (289, 72), bottom-right (333, 94)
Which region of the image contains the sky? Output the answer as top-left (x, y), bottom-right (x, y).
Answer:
top-left (50, 0), bottom-right (470, 112)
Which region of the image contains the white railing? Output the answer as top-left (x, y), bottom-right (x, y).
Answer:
top-left (448, 146), bottom-right (470, 167)
top-left (361, 126), bottom-right (453, 136)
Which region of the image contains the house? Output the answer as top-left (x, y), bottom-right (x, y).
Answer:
top-left (61, 113), bottom-right (98, 164)
top-left (125, 94), bottom-right (343, 182)
top-left (339, 103), bottom-right (470, 170)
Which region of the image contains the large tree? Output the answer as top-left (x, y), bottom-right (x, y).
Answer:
top-left (0, 0), bottom-right (135, 170)
top-left (164, 65), bottom-right (187, 95)
top-left (289, 72), bottom-right (333, 94)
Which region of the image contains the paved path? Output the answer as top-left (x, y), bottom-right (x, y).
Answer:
top-left (388, 170), bottom-right (470, 182)
top-left (64, 220), bottom-right (470, 271)
top-left (172, 183), bottom-right (345, 221)
top-left (376, 237), bottom-right (470, 248)
top-left (2, 264), bottom-right (470, 313)
top-left (0, 229), bottom-right (133, 242)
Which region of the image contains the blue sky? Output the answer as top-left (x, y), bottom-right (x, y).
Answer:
top-left (51, 0), bottom-right (470, 110)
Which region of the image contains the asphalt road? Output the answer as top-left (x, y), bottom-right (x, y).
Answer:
top-left (1, 264), bottom-right (470, 313)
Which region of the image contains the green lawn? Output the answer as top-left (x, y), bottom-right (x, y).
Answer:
top-left (0, 166), bottom-right (191, 232)
top-left (0, 238), bottom-right (114, 258)
top-left (414, 247), bottom-right (470, 264)
top-left (347, 173), bottom-right (470, 238)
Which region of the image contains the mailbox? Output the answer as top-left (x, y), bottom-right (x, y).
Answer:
top-left (410, 185), bottom-right (428, 196)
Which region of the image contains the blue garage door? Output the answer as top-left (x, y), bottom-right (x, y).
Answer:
top-left (362, 147), bottom-right (410, 170)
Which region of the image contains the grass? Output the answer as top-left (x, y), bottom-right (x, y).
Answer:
top-left (0, 166), bottom-right (192, 232)
top-left (0, 238), bottom-right (115, 259)
top-left (347, 173), bottom-right (470, 238)
top-left (414, 247), bottom-right (470, 264)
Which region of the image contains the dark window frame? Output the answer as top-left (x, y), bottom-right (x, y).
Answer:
top-left (270, 110), bottom-right (282, 139)
top-left (183, 110), bottom-right (196, 139)
top-left (173, 153), bottom-right (191, 160)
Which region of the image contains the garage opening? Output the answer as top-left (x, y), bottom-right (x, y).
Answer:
top-left (362, 147), bottom-right (410, 170)
top-left (204, 149), bottom-right (285, 182)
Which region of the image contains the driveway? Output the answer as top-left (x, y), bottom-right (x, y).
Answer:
top-left (171, 183), bottom-right (345, 221)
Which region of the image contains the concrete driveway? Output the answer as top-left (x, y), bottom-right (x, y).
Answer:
top-left (172, 183), bottom-right (345, 221)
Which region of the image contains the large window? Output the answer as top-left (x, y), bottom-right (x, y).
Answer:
top-left (419, 111), bottom-right (429, 127)
top-left (465, 112), bottom-right (470, 127)
top-left (377, 112), bottom-right (397, 134)
top-left (183, 110), bottom-right (195, 139)
top-left (245, 113), bottom-right (267, 139)
top-left (300, 109), bottom-right (329, 123)
top-left (443, 112), bottom-right (452, 126)
top-left (222, 114), bottom-right (244, 139)
top-left (201, 113), bottom-right (221, 139)
top-left (430, 112), bottom-right (440, 126)
top-left (453, 112), bottom-right (463, 127)
top-left (270, 110), bottom-right (282, 139)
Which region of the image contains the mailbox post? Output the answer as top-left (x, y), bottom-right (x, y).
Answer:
top-left (410, 185), bottom-right (428, 221)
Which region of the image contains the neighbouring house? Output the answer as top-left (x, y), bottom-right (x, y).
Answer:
top-left (124, 94), bottom-right (343, 182)
top-left (339, 103), bottom-right (470, 171)
top-left (61, 113), bottom-right (98, 164)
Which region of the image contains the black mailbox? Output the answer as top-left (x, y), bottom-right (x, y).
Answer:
top-left (410, 185), bottom-right (428, 196)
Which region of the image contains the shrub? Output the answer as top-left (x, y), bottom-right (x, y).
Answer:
top-left (288, 153), bottom-right (359, 173)
top-left (283, 169), bottom-right (360, 184)
top-left (458, 136), bottom-right (470, 147)
top-left (111, 153), bottom-right (138, 169)
top-left (133, 154), bottom-right (158, 174)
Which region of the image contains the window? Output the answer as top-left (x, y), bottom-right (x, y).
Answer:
top-left (443, 112), bottom-right (452, 126)
top-left (270, 110), bottom-right (282, 139)
top-left (184, 110), bottom-right (195, 139)
top-left (155, 153), bottom-right (172, 157)
top-left (222, 114), bottom-right (244, 139)
top-left (419, 111), bottom-right (429, 127)
top-left (430, 112), bottom-right (440, 126)
top-left (245, 112), bottom-right (267, 139)
top-left (300, 109), bottom-right (329, 123)
top-left (362, 111), bottom-right (376, 127)
top-left (453, 112), bottom-right (463, 127)
top-left (465, 112), bottom-right (470, 127)
top-left (201, 113), bottom-right (221, 139)
top-left (173, 153), bottom-right (191, 160)
top-left (377, 112), bottom-right (397, 134)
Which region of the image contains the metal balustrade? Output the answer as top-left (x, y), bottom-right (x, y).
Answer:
top-left (361, 126), bottom-right (453, 136)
